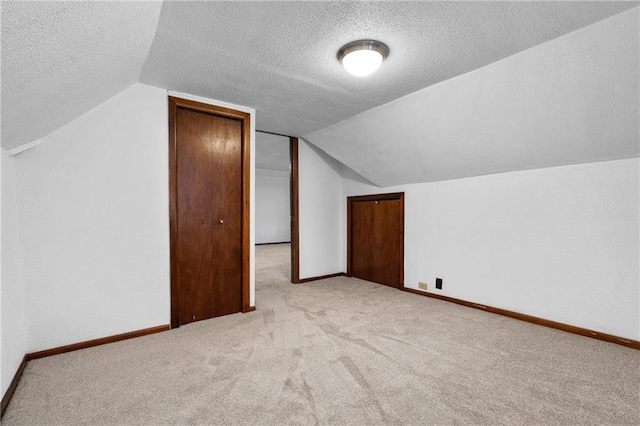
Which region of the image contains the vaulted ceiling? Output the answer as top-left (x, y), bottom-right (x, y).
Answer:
top-left (2, 1), bottom-right (638, 185)
top-left (1, 1), bottom-right (163, 150)
top-left (306, 7), bottom-right (639, 186)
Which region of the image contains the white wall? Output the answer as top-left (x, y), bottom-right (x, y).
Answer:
top-left (298, 139), bottom-right (344, 279)
top-left (255, 169), bottom-right (290, 244)
top-left (343, 158), bottom-right (640, 340)
top-left (14, 83), bottom-right (256, 352)
top-left (1, 148), bottom-right (27, 397)
top-left (1, 145), bottom-right (3, 396)
top-left (15, 84), bottom-right (170, 352)
top-left (1, 144), bottom-right (3, 396)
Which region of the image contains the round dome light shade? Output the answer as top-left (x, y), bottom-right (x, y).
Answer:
top-left (341, 50), bottom-right (383, 77)
top-left (338, 40), bottom-right (389, 77)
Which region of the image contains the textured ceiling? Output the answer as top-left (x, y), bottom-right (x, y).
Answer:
top-left (256, 132), bottom-right (290, 172)
top-left (306, 8), bottom-right (639, 187)
top-left (140, 1), bottom-right (635, 138)
top-left (1, 1), bottom-right (162, 150)
top-left (2, 1), bottom-right (637, 186)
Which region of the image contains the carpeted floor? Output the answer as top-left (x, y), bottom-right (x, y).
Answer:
top-left (4, 243), bottom-right (639, 425)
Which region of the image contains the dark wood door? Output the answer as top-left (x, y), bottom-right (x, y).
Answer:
top-left (175, 107), bottom-right (242, 325)
top-left (348, 193), bottom-right (404, 288)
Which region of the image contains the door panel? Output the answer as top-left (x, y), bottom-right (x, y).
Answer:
top-left (209, 115), bottom-right (243, 317)
top-left (349, 194), bottom-right (404, 289)
top-left (351, 201), bottom-right (375, 282)
top-left (176, 108), bottom-right (215, 324)
top-left (372, 199), bottom-right (403, 288)
top-left (175, 107), bottom-right (242, 325)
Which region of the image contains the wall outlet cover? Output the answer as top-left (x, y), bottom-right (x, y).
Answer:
top-left (418, 282), bottom-right (428, 290)
top-left (436, 278), bottom-right (443, 290)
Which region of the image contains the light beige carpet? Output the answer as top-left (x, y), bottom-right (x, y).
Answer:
top-left (4, 243), bottom-right (639, 425)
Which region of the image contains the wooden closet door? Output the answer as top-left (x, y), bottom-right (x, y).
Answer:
top-left (175, 108), bottom-right (242, 325)
top-left (348, 193), bottom-right (404, 289)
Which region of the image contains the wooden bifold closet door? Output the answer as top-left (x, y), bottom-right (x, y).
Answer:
top-left (169, 97), bottom-right (251, 328)
top-left (348, 193), bottom-right (404, 289)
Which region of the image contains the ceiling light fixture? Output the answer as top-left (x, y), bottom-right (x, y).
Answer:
top-left (337, 40), bottom-right (389, 77)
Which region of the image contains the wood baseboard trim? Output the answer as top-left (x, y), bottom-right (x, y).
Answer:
top-left (243, 305), bottom-right (256, 313)
top-left (1, 355), bottom-right (28, 418)
top-left (403, 287), bottom-right (640, 350)
top-left (3, 325), bottom-right (170, 417)
top-left (297, 272), bottom-right (346, 284)
top-left (26, 325), bottom-right (170, 361)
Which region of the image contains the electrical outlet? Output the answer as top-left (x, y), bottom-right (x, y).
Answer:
top-left (418, 282), bottom-right (428, 290)
top-left (435, 278), bottom-right (443, 290)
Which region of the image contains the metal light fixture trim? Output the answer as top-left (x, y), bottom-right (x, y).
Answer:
top-left (337, 40), bottom-right (390, 77)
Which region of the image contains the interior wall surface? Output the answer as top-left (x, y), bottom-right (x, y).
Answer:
top-left (255, 169), bottom-right (290, 244)
top-left (14, 84), bottom-right (256, 352)
top-left (342, 158), bottom-right (639, 340)
top-left (15, 84), bottom-right (171, 352)
top-left (1, 145), bottom-right (2, 396)
top-left (298, 139), bottom-right (344, 279)
top-left (1, 148), bottom-right (27, 397)
top-left (1, 145), bottom-right (3, 396)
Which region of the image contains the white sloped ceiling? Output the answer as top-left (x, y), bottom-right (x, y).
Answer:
top-left (2, 1), bottom-right (636, 187)
top-left (140, 1), bottom-right (635, 144)
top-left (305, 7), bottom-right (640, 187)
top-left (1, 1), bottom-right (163, 150)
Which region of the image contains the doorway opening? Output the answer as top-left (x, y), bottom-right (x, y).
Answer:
top-left (255, 131), bottom-right (300, 285)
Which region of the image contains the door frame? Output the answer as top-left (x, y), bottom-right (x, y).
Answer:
top-left (289, 137), bottom-right (301, 283)
top-left (254, 131), bottom-right (300, 283)
top-left (168, 96), bottom-right (252, 329)
top-left (346, 192), bottom-right (405, 286)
